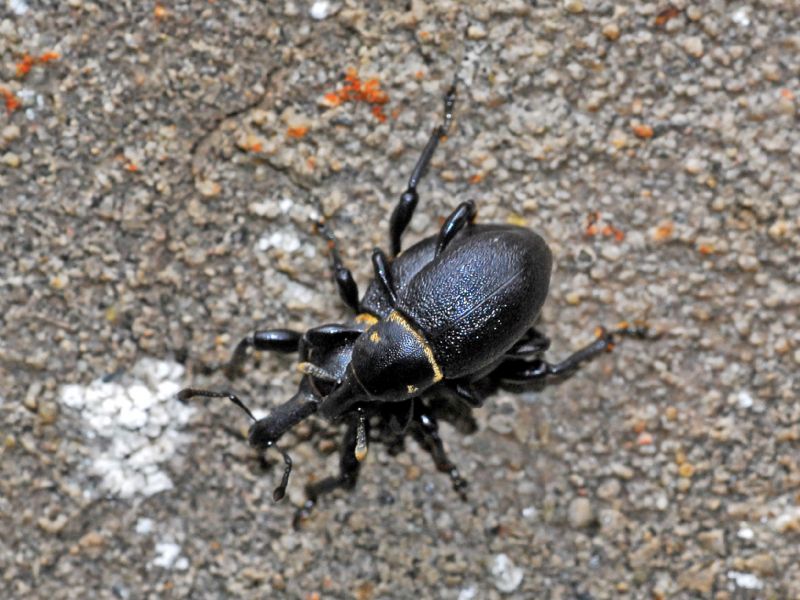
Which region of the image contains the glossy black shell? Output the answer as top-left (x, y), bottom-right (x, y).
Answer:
top-left (361, 224), bottom-right (552, 379)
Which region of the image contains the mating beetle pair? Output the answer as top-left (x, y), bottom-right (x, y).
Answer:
top-left (179, 83), bottom-right (646, 523)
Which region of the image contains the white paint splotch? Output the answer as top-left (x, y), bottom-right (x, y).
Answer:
top-left (8, 0), bottom-right (30, 16)
top-left (59, 358), bottom-right (193, 499)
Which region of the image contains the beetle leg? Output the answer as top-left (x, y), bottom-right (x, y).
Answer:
top-left (224, 329), bottom-right (303, 379)
top-left (294, 416), bottom-right (363, 528)
top-left (315, 220), bottom-right (360, 313)
top-left (451, 381), bottom-right (483, 407)
top-left (495, 324), bottom-right (649, 383)
top-left (435, 200), bottom-right (477, 256)
top-left (505, 328), bottom-right (551, 358)
top-left (304, 324), bottom-right (362, 350)
top-left (389, 83), bottom-right (457, 256)
top-left (411, 407), bottom-right (468, 498)
top-left (371, 247), bottom-right (398, 306)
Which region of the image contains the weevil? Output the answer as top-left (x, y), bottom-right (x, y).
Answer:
top-left (179, 83), bottom-right (648, 523)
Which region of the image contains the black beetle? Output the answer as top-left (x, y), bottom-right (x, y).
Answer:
top-left (179, 83), bottom-right (647, 522)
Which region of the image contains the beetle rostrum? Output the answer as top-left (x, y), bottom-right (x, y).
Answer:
top-left (178, 82), bottom-right (649, 523)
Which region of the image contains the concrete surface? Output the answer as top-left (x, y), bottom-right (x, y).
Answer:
top-left (1, 1), bottom-right (798, 598)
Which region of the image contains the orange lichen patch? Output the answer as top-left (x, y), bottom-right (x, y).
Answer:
top-left (598, 223), bottom-right (626, 241)
top-left (697, 244), bottom-right (714, 255)
top-left (469, 173), bottom-right (484, 184)
top-left (654, 6), bottom-right (681, 27)
top-left (1, 87), bottom-right (21, 113)
top-left (247, 141), bottom-right (263, 152)
top-left (414, 70), bottom-right (426, 80)
top-left (124, 162), bottom-right (139, 172)
top-left (652, 221), bottom-right (674, 242)
top-left (585, 211), bottom-right (600, 236)
top-left (780, 88), bottom-right (795, 101)
top-left (15, 51), bottom-right (61, 79)
top-left (371, 105), bottom-right (387, 123)
top-left (38, 51), bottom-right (60, 63)
top-left (637, 431), bottom-right (654, 446)
top-left (322, 68), bottom-right (390, 122)
top-left (16, 54), bottom-right (34, 78)
top-left (323, 92), bottom-right (344, 107)
top-left (585, 212), bottom-right (625, 242)
top-left (154, 4), bottom-right (168, 18)
top-left (632, 123), bottom-right (654, 139)
top-left (286, 125), bottom-right (309, 139)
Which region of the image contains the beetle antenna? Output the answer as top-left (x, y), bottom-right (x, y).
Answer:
top-left (272, 445), bottom-right (293, 501)
top-left (297, 362), bottom-right (339, 383)
top-left (177, 388), bottom-right (256, 422)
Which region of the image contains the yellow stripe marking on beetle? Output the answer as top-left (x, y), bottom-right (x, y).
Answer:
top-left (369, 330), bottom-right (381, 343)
top-left (355, 313), bottom-right (378, 326)
top-left (387, 310), bottom-right (443, 383)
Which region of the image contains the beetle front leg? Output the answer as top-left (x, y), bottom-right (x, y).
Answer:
top-left (314, 220), bottom-right (360, 313)
top-left (389, 83), bottom-right (457, 256)
top-left (225, 329), bottom-right (303, 379)
top-left (411, 408), bottom-right (468, 498)
top-left (293, 416), bottom-right (363, 528)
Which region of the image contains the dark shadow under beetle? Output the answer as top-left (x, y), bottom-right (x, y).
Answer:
top-left (178, 83), bottom-right (649, 526)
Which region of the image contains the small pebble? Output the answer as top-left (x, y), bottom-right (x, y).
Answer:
top-left (568, 497), bottom-right (594, 528)
top-left (601, 244), bottom-right (621, 262)
top-left (38, 401), bottom-right (58, 425)
top-left (2, 124), bottom-right (20, 141)
top-left (309, 0), bottom-right (331, 20)
top-left (38, 514), bottom-right (68, 534)
top-left (683, 36), bottom-right (704, 58)
top-left (196, 179), bottom-right (221, 197)
top-left (491, 554), bottom-right (523, 593)
top-left (467, 25), bottom-right (487, 40)
top-left (602, 22), bottom-right (620, 41)
top-left (563, 0), bottom-right (584, 14)
top-left (1, 152), bottom-right (20, 167)
top-left (685, 157), bottom-right (706, 174)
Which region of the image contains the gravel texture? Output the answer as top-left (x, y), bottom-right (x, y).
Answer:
top-left (2, 2), bottom-right (799, 599)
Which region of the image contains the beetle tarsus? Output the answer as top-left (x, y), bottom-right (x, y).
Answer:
top-left (411, 408), bottom-right (469, 497)
top-left (272, 446), bottom-right (293, 502)
top-left (293, 418), bottom-right (362, 527)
